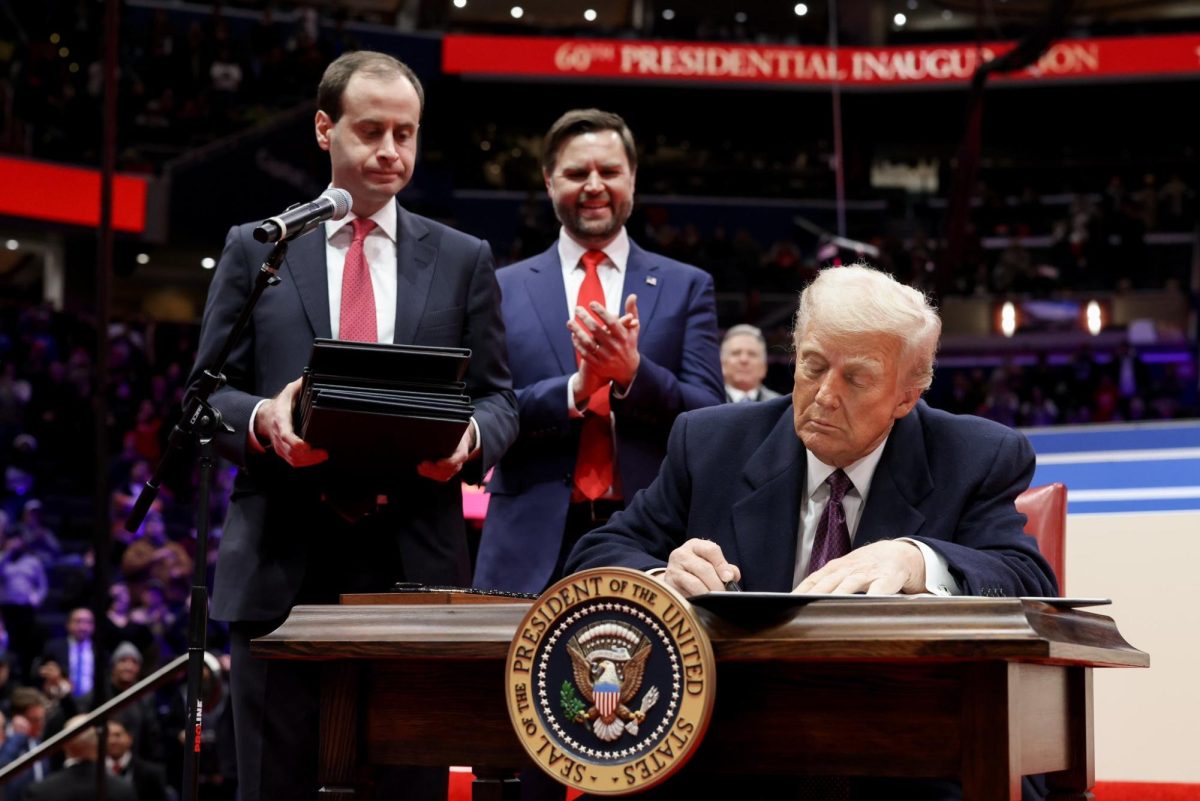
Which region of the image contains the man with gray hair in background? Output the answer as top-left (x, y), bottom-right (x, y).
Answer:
top-left (568, 263), bottom-right (1057, 799)
top-left (721, 323), bottom-right (782, 402)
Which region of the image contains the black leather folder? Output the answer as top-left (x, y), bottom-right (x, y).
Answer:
top-left (296, 339), bottom-right (474, 470)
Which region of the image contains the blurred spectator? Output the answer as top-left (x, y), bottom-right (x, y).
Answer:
top-left (0, 530), bottom-right (48, 675)
top-left (120, 514), bottom-right (192, 605)
top-left (80, 642), bottom-right (162, 763)
top-left (15, 500), bottom-right (61, 565)
top-left (720, 324), bottom-right (781, 403)
top-left (98, 583), bottom-right (154, 665)
top-left (22, 713), bottom-right (137, 801)
top-left (0, 686), bottom-right (50, 800)
top-left (106, 718), bottom-right (170, 801)
top-left (130, 582), bottom-right (182, 667)
top-left (39, 608), bottom-right (95, 700)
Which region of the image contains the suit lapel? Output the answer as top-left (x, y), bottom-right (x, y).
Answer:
top-left (855, 406), bottom-right (933, 547)
top-left (731, 406), bottom-right (804, 592)
top-left (283, 228), bottom-right (331, 339)
top-left (393, 203), bottom-right (437, 344)
top-left (527, 243), bottom-right (577, 374)
top-left (622, 242), bottom-right (662, 333)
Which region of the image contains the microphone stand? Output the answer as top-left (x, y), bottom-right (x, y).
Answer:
top-left (125, 240), bottom-right (289, 801)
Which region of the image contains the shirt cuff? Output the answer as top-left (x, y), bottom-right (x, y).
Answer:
top-left (567, 372), bottom-right (587, 418)
top-left (611, 369), bottom-right (637, 399)
top-left (899, 538), bottom-right (962, 596)
top-left (468, 417), bottom-right (482, 458)
top-left (247, 398), bottom-right (270, 453)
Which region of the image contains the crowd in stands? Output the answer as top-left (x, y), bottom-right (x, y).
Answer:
top-left (0, 304), bottom-right (235, 798)
top-left (0, 4), bottom-right (357, 170)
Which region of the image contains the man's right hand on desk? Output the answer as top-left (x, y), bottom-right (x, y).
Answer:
top-left (661, 538), bottom-right (742, 595)
top-left (253, 376), bottom-right (329, 467)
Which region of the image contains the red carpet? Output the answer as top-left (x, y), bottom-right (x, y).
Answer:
top-left (1094, 783), bottom-right (1200, 800)
top-left (452, 771), bottom-right (1199, 800)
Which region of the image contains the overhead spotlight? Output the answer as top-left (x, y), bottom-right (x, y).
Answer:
top-left (584, 8), bottom-right (597, 21)
top-left (734, 11), bottom-right (748, 23)
top-left (68, 63), bottom-right (79, 73)
top-left (662, 8), bottom-right (675, 20)
top-left (999, 301), bottom-right (1017, 338)
top-left (4, 239), bottom-right (18, 251)
top-left (49, 33), bottom-right (60, 44)
top-left (942, 9), bottom-right (953, 19)
top-left (794, 3), bottom-right (808, 15)
top-left (201, 257), bottom-right (216, 270)
top-left (1085, 300), bottom-right (1104, 336)
top-left (58, 47), bottom-right (69, 58)
top-left (452, 0), bottom-right (466, 7)
top-left (510, 5), bottom-right (523, 18)
top-left (893, 12), bottom-right (907, 26)
top-left (136, 253), bottom-right (150, 265)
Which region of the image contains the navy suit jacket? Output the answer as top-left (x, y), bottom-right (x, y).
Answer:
top-left (189, 202), bottom-right (518, 622)
top-left (567, 397), bottom-right (1058, 597)
top-left (475, 240), bottom-right (724, 593)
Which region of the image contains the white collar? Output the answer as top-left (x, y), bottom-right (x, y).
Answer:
top-left (805, 434), bottom-right (891, 503)
top-left (557, 226), bottom-right (630, 273)
top-left (325, 198), bottom-right (397, 243)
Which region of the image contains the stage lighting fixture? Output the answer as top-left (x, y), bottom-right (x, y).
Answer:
top-left (584, 8), bottom-right (597, 21)
top-left (510, 5), bottom-right (524, 18)
top-left (1000, 301), bottom-right (1017, 338)
top-left (662, 8), bottom-right (675, 19)
top-left (893, 13), bottom-right (907, 26)
top-left (794, 4), bottom-right (808, 15)
top-left (453, 0), bottom-right (466, 8)
top-left (4, 239), bottom-right (18, 251)
top-left (201, 257), bottom-right (216, 270)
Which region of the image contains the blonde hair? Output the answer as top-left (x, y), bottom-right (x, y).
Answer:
top-left (792, 264), bottom-right (940, 391)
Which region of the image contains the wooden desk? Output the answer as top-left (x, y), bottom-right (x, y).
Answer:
top-left (254, 596), bottom-right (1146, 801)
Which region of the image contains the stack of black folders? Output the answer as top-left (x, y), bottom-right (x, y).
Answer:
top-left (297, 338), bottom-right (474, 472)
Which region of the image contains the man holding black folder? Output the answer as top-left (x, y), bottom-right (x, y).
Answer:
top-left (474, 109), bottom-right (724, 596)
top-left (187, 51), bottom-right (517, 801)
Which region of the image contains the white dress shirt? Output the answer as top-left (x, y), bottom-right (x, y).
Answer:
top-left (794, 436), bottom-right (961, 595)
top-left (324, 202), bottom-right (398, 344)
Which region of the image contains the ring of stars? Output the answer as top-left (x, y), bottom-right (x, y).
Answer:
top-left (534, 601), bottom-right (683, 761)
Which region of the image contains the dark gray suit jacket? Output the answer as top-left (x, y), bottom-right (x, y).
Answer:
top-left (189, 202), bottom-right (518, 622)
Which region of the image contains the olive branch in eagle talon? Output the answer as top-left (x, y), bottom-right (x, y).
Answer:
top-left (560, 681), bottom-right (587, 721)
top-left (565, 621), bottom-right (661, 742)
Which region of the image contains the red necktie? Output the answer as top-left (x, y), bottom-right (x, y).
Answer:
top-left (338, 218), bottom-right (378, 342)
top-left (573, 250), bottom-right (613, 500)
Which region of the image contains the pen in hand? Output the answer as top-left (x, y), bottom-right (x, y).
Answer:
top-left (723, 578), bottom-right (742, 592)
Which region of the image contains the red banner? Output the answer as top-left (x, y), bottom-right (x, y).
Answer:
top-left (443, 33), bottom-right (1200, 87)
top-left (0, 155), bottom-right (148, 233)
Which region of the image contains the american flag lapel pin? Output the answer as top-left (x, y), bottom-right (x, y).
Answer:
top-left (646, 276), bottom-right (658, 286)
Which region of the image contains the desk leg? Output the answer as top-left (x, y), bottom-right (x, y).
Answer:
top-left (471, 767), bottom-right (521, 801)
top-left (319, 662), bottom-right (364, 799)
top-left (1045, 668), bottom-right (1095, 801)
top-left (961, 663), bottom-right (1021, 801)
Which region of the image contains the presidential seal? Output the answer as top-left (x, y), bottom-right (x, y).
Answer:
top-left (506, 567), bottom-right (716, 795)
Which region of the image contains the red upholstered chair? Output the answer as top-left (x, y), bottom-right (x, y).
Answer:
top-left (1014, 482), bottom-right (1067, 592)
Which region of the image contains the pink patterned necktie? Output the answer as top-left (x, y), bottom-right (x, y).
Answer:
top-left (338, 218), bottom-right (378, 342)
top-left (806, 469), bottom-right (853, 576)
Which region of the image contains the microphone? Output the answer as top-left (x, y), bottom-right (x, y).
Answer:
top-left (252, 188), bottom-right (353, 243)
